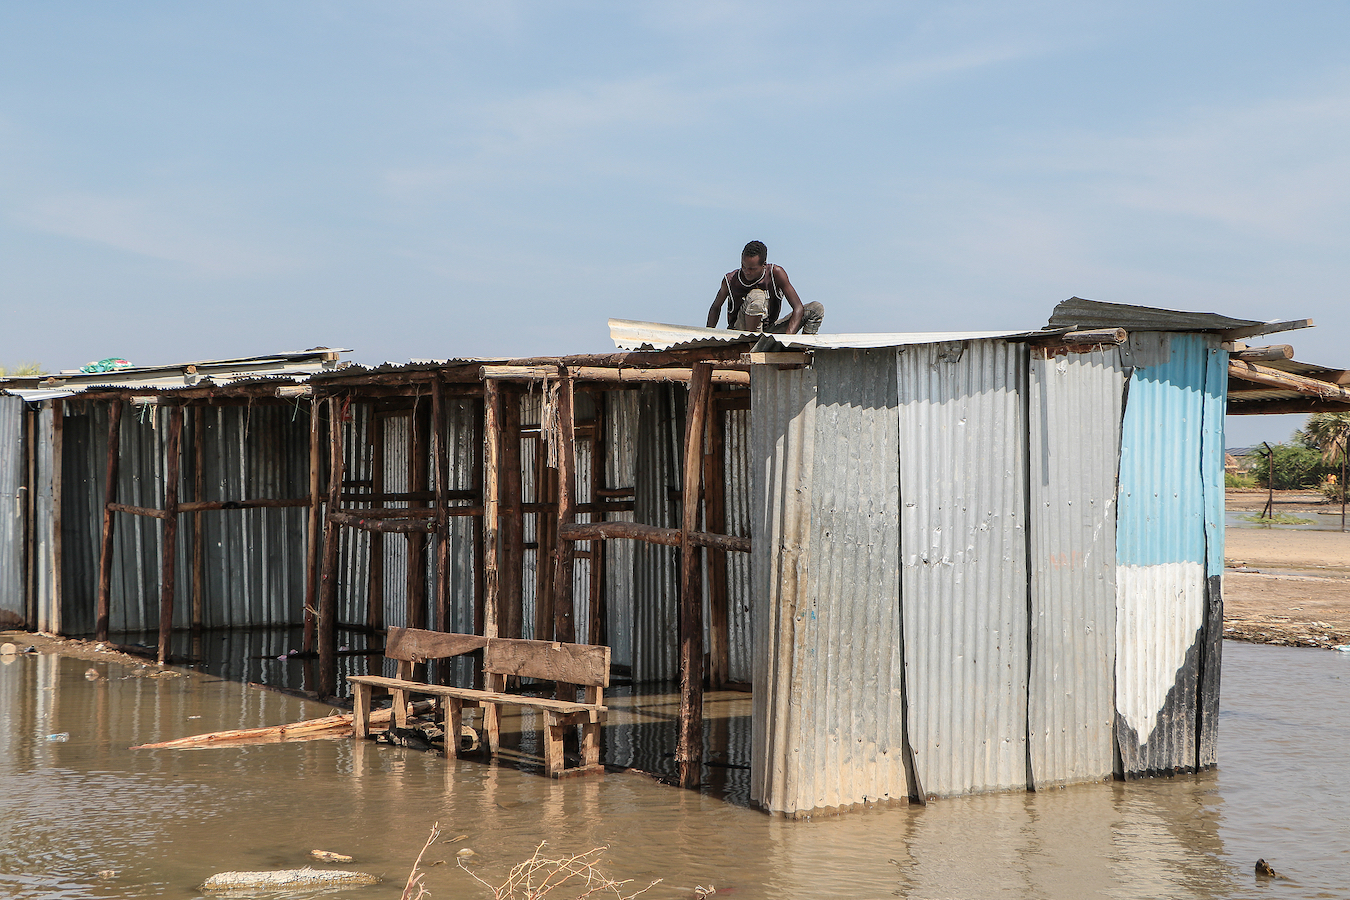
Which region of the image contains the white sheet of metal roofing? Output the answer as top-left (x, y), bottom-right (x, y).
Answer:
top-left (0, 349), bottom-right (348, 396)
top-left (610, 318), bottom-right (1048, 352)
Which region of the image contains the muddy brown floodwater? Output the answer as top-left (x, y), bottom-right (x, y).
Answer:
top-left (2, 640), bottom-right (1348, 900)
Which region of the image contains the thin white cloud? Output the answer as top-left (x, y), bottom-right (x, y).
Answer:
top-left (20, 192), bottom-right (303, 276)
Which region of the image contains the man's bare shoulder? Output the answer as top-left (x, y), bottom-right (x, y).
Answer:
top-left (769, 264), bottom-right (791, 280)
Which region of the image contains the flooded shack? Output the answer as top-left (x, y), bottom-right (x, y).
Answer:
top-left (5, 298), bottom-right (1348, 818)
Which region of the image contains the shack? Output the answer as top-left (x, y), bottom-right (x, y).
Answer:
top-left (4, 298), bottom-right (1347, 817)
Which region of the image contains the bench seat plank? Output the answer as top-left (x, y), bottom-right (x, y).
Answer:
top-left (347, 675), bottom-right (606, 715)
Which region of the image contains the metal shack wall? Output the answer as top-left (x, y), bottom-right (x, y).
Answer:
top-left (1115, 333), bottom-right (1226, 776)
top-left (800, 349), bottom-right (909, 812)
top-left (56, 402), bottom-right (312, 635)
top-left (602, 390), bottom-right (640, 670)
top-left (897, 339), bottom-right (1030, 798)
top-left (631, 384), bottom-right (680, 683)
top-left (34, 405), bottom-right (58, 633)
top-left (723, 406), bottom-right (753, 683)
top-left (750, 361), bottom-right (817, 813)
top-left (0, 396), bottom-right (25, 628)
top-left (1027, 348), bottom-right (1124, 786)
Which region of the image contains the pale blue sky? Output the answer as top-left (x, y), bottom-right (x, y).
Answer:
top-left (3, 2), bottom-right (1347, 446)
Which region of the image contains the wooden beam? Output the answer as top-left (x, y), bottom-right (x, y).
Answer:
top-left (1220, 318), bottom-right (1313, 342)
top-left (744, 351), bottom-right (811, 366)
top-left (1228, 360), bottom-right (1350, 401)
top-left (1227, 399), bottom-right (1350, 415)
top-left (106, 503), bottom-right (170, 519)
top-left (1230, 344), bottom-right (1294, 362)
top-left (330, 512), bottom-right (439, 533)
top-left (588, 391), bottom-right (606, 647)
top-left (177, 498), bottom-right (312, 512)
top-left (318, 396), bottom-right (345, 697)
top-left (481, 365), bottom-right (750, 386)
top-left (157, 405), bottom-right (183, 666)
top-left (482, 380), bottom-right (502, 639)
top-left (433, 379), bottom-right (451, 632)
top-left (552, 366), bottom-right (577, 645)
top-left (96, 400), bottom-right (123, 643)
top-left (501, 389), bottom-right (523, 639)
top-left (558, 520), bottom-right (750, 553)
top-left (676, 361), bottom-right (713, 788)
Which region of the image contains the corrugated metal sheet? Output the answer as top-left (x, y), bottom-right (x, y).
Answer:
top-left (603, 390), bottom-right (640, 671)
top-left (0, 396), bottom-right (25, 628)
top-left (609, 318), bottom-right (758, 351)
top-left (631, 384), bottom-right (680, 682)
top-left (1027, 347), bottom-right (1124, 787)
top-left (799, 349), bottom-right (909, 813)
top-left (897, 339), bottom-right (1030, 799)
top-left (723, 407), bottom-right (753, 683)
top-left (749, 360), bottom-right (818, 814)
top-left (1049, 297), bottom-right (1261, 333)
top-left (54, 401), bottom-right (313, 635)
top-left (1114, 333), bottom-right (1225, 776)
top-left (34, 404), bottom-right (57, 633)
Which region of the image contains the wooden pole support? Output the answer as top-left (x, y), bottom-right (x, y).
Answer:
top-left (483, 380), bottom-right (502, 639)
top-left (318, 396), bottom-right (345, 697)
top-left (96, 400), bottom-right (123, 642)
top-left (676, 361), bottom-right (713, 788)
top-left (552, 365), bottom-right (577, 645)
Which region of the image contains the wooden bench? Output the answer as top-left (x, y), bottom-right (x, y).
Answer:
top-left (347, 627), bottom-right (610, 778)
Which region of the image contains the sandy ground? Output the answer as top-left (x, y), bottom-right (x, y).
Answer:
top-left (1223, 490), bottom-right (1350, 649)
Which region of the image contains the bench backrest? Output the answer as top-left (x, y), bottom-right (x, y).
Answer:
top-left (484, 638), bottom-right (610, 688)
top-left (384, 627), bottom-right (489, 663)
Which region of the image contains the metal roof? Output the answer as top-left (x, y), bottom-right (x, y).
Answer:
top-left (1049, 297), bottom-right (1269, 333)
top-left (610, 319), bottom-right (1059, 352)
top-left (0, 348), bottom-right (348, 398)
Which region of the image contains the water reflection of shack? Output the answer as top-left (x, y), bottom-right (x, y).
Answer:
top-left (2, 298), bottom-right (1346, 818)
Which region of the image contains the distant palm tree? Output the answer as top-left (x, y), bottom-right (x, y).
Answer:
top-left (1299, 413), bottom-right (1350, 527)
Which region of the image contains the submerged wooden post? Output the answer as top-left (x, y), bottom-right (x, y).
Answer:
top-left (303, 399), bottom-right (322, 652)
top-left (318, 396), bottom-right (345, 697)
top-left (706, 397), bottom-right (729, 689)
top-left (501, 389), bottom-right (524, 638)
top-left (157, 404), bottom-right (184, 665)
top-left (96, 400), bottom-right (123, 643)
top-left (552, 365), bottom-right (577, 645)
top-left (482, 380), bottom-right (501, 639)
top-left (676, 362), bottom-right (713, 788)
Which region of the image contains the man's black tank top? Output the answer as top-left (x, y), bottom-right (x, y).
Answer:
top-left (724, 265), bottom-right (785, 329)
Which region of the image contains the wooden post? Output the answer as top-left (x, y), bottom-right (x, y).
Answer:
top-left (676, 362), bottom-right (713, 788)
top-left (501, 390), bottom-right (523, 638)
top-left (157, 404), bottom-right (184, 665)
top-left (433, 380), bottom-right (452, 631)
top-left (407, 397), bottom-right (430, 630)
top-left (705, 397), bottom-right (729, 689)
top-left (96, 400), bottom-right (123, 643)
top-left (482, 381), bottom-right (501, 639)
top-left (191, 406), bottom-right (206, 631)
top-left (303, 399), bottom-right (322, 652)
top-left (588, 392), bottom-right (607, 646)
top-left (472, 395), bottom-right (486, 638)
top-left (368, 411), bottom-right (385, 633)
top-left (552, 366), bottom-right (577, 645)
top-left (318, 396), bottom-right (345, 697)
top-left (534, 429), bottom-right (556, 641)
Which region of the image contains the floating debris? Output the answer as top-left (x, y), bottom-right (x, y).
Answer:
top-left (201, 867), bottom-right (378, 892)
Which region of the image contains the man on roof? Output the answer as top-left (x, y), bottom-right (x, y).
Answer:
top-left (706, 241), bottom-right (825, 334)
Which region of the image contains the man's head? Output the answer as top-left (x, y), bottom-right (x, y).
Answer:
top-left (741, 240), bottom-right (768, 280)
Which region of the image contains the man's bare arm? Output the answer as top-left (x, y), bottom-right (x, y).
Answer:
top-left (775, 267), bottom-right (805, 334)
top-left (707, 281), bottom-right (730, 328)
